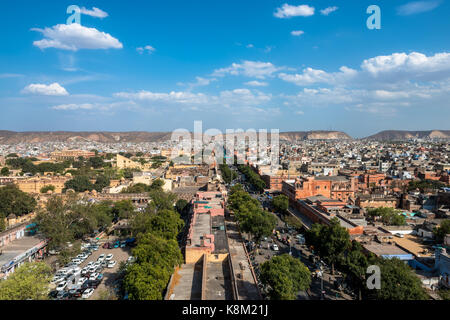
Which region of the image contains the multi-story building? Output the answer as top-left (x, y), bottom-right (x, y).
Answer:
top-left (50, 150), bottom-right (96, 161)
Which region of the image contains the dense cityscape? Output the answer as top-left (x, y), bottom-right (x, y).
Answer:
top-left (0, 0), bottom-right (449, 314)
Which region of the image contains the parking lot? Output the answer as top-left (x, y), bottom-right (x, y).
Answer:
top-left (49, 239), bottom-right (133, 300)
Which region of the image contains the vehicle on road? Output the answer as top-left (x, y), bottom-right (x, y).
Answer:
top-left (272, 244), bottom-right (279, 251)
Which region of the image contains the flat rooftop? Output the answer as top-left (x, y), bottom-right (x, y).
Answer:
top-left (167, 262), bottom-right (203, 300)
top-left (362, 242), bottom-right (413, 258)
top-left (189, 213), bottom-right (211, 247)
top-left (0, 236), bottom-right (45, 268)
top-left (392, 234), bottom-right (434, 258)
top-left (204, 260), bottom-right (233, 300)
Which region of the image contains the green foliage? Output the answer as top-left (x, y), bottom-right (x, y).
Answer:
top-left (5, 158), bottom-right (69, 175)
top-left (123, 230), bottom-right (183, 300)
top-left (88, 156), bottom-right (104, 169)
top-left (237, 165), bottom-right (266, 192)
top-left (433, 220), bottom-right (450, 244)
top-left (40, 185), bottom-right (55, 193)
top-left (94, 174), bottom-right (110, 192)
top-left (122, 168), bottom-right (141, 179)
top-left (272, 195), bottom-right (289, 214)
top-left (112, 200), bottom-right (135, 220)
top-left (6, 153), bottom-right (18, 158)
top-left (408, 179), bottom-right (445, 192)
top-left (0, 184), bottom-right (37, 217)
top-left (0, 262), bottom-right (52, 300)
top-left (1, 167), bottom-right (10, 176)
top-left (370, 258), bottom-right (428, 300)
top-left (175, 199), bottom-right (189, 215)
top-left (367, 207), bottom-right (406, 226)
top-left (305, 218), bottom-right (350, 272)
top-left (219, 164), bottom-right (237, 184)
top-left (228, 184), bottom-right (276, 242)
top-left (260, 254), bottom-right (311, 300)
top-left (64, 175), bottom-right (94, 192)
top-left (34, 195), bottom-right (114, 250)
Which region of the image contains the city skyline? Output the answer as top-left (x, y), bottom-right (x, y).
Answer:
top-left (0, 0), bottom-right (449, 138)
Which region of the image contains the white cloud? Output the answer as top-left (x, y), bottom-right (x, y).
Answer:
top-left (274, 4), bottom-right (315, 18)
top-left (137, 45), bottom-right (156, 54)
top-left (397, 1), bottom-right (441, 15)
top-left (246, 44), bottom-right (254, 48)
top-left (212, 61), bottom-right (281, 79)
top-left (22, 83), bottom-right (69, 96)
top-left (320, 6), bottom-right (338, 16)
top-left (361, 52), bottom-right (450, 78)
top-left (245, 80), bottom-right (268, 87)
top-left (279, 66), bottom-right (357, 86)
top-left (291, 30), bottom-right (305, 36)
top-left (52, 103), bottom-right (94, 110)
top-left (80, 7), bottom-right (108, 18)
top-left (32, 24), bottom-right (123, 51)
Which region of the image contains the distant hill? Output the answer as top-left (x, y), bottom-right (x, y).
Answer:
top-left (365, 130), bottom-right (450, 141)
top-left (0, 131), bottom-right (173, 144)
top-left (279, 131), bottom-right (352, 141)
top-left (0, 130), bottom-right (353, 144)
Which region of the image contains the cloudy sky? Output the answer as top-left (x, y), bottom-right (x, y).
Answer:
top-left (0, 0), bottom-right (449, 137)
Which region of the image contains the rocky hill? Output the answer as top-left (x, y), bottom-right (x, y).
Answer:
top-left (365, 130), bottom-right (450, 141)
top-left (279, 131), bottom-right (352, 141)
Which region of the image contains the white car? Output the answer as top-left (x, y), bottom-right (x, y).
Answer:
top-left (81, 288), bottom-right (94, 299)
top-left (71, 258), bottom-right (82, 265)
top-left (86, 261), bottom-right (95, 268)
top-left (89, 273), bottom-right (99, 281)
top-left (105, 254), bottom-right (113, 261)
top-left (77, 277), bottom-right (88, 286)
top-left (107, 260), bottom-right (116, 268)
top-left (51, 276), bottom-right (66, 284)
top-left (56, 281), bottom-right (67, 291)
top-left (272, 244), bottom-right (279, 251)
top-left (97, 254), bottom-right (106, 262)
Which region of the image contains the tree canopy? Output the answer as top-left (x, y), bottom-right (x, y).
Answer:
top-left (0, 184), bottom-right (37, 218)
top-left (367, 207), bottom-right (406, 226)
top-left (260, 254), bottom-right (311, 300)
top-left (272, 195), bottom-right (289, 214)
top-left (0, 262), bottom-right (52, 300)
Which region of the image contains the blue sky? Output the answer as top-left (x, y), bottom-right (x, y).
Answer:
top-left (0, 0), bottom-right (449, 137)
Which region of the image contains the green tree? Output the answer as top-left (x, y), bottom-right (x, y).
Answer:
top-left (123, 233), bottom-right (183, 300)
top-left (0, 262), bottom-right (52, 300)
top-left (433, 220), bottom-right (450, 244)
top-left (147, 209), bottom-right (184, 240)
top-left (94, 174), bottom-right (110, 192)
top-left (260, 254), bottom-right (311, 300)
top-left (175, 199), bottom-right (189, 215)
top-left (88, 156), bottom-right (104, 169)
top-left (0, 184), bottom-right (37, 217)
top-left (370, 258), bottom-right (428, 300)
top-left (40, 185), bottom-right (55, 194)
top-left (367, 207), bottom-right (406, 226)
top-left (121, 183), bottom-right (151, 194)
top-left (64, 175), bottom-right (94, 192)
top-left (272, 195), bottom-right (289, 214)
top-left (1, 167), bottom-right (10, 176)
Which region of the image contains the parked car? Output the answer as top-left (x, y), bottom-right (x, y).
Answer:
top-left (89, 273), bottom-right (99, 281)
top-left (97, 254), bottom-right (106, 262)
top-left (81, 288), bottom-right (94, 299)
top-left (68, 288), bottom-right (82, 298)
top-left (56, 291), bottom-right (70, 300)
top-left (56, 281), bottom-right (67, 291)
top-left (105, 254), bottom-right (114, 261)
top-left (107, 260), bottom-right (116, 268)
top-left (272, 244), bottom-right (279, 251)
top-left (77, 277), bottom-right (88, 286)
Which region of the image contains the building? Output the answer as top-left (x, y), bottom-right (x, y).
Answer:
top-left (50, 150), bottom-right (95, 161)
top-left (14, 175), bottom-right (70, 194)
top-left (282, 175), bottom-right (356, 203)
top-left (356, 194), bottom-right (398, 209)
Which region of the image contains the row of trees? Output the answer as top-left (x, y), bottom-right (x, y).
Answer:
top-left (305, 218), bottom-right (428, 300)
top-left (5, 157), bottom-right (70, 175)
top-left (408, 179), bottom-right (446, 192)
top-left (123, 187), bottom-right (185, 299)
top-left (63, 174), bottom-right (111, 193)
top-left (237, 164), bottom-right (266, 192)
top-left (219, 164), bottom-right (237, 184)
top-left (121, 179), bottom-right (165, 194)
top-left (228, 184), bottom-right (276, 242)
